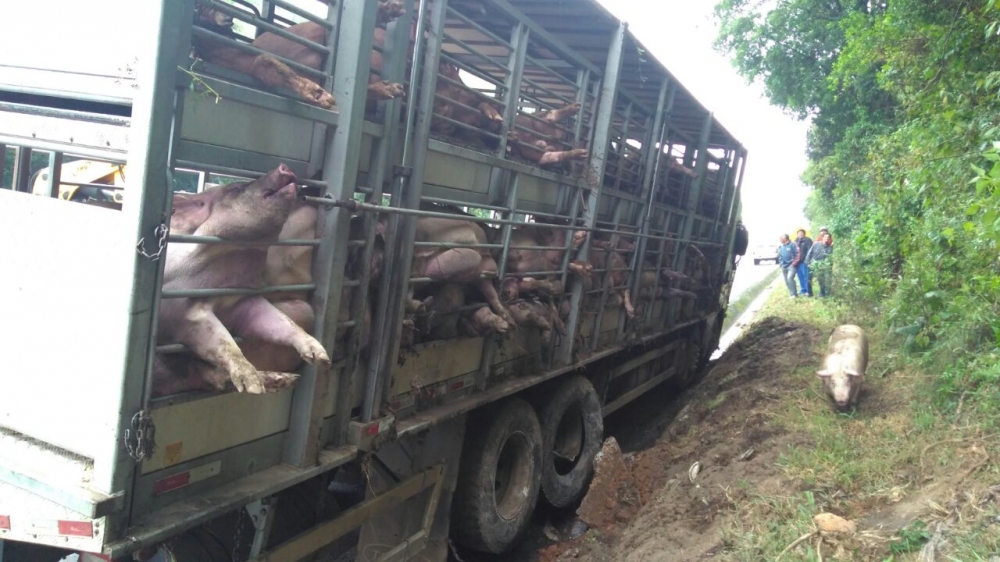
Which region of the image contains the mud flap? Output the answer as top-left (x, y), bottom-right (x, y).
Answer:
top-left (355, 416), bottom-right (467, 562)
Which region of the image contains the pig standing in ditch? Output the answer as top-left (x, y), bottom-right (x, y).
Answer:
top-left (817, 324), bottom-right (869, 412)
top-left (155, 164), bottom-right (330, 396)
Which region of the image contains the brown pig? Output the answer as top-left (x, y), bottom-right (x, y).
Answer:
top-left (155, 164), bottom-right (330, 396)
top-left (817, 325), bottom-right (869, 412)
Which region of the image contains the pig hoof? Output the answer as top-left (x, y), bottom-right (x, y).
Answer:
top-left (232, 370), bottom-right (267, 395)
top-left (298, 340), bottom-right (331, 366)
top-left (297, 78), bottom-right (336, 108)
top-left (569, 148), bottom-right (588, 160)
top-left (259, 371), bottom-right (301, 391)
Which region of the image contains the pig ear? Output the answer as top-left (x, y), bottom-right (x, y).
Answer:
top-left (816, 370), bottom-right (833, 378)
top-left (845, 369), bottom-right (861, 377)
top-left (170, 192), bottom-right (212, 233)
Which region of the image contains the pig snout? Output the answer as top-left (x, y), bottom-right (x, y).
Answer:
top-left (262, 164), bottom-right (299, 200)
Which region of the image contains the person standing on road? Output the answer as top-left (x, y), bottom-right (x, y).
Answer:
top-left (777, 234), bottom-right (800, 298)
top-left (793, 229), bottom-right (813, 296)
top-left (806, 232), bottom-right (833, 297)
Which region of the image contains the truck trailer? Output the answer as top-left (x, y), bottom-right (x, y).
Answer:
top-left (0, 0), bottom-right (748, 560)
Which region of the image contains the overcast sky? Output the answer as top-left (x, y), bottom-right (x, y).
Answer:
top-left (599, 0), bottom-right (813, 243)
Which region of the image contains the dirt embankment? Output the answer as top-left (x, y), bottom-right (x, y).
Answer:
top-left (537, 317), bottom-right (822, 562)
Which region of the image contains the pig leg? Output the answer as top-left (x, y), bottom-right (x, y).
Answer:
top-left (425, 248), bottom-right (482, 280)
top-left (245, 54), bottom-right (336, 109)
top-left (462, 307), bottom-right (510, 336)
top-left (569, 260), bottom-right (593, 277)
top-left (478, 101), bottom-right (504, 130)
top-left (622, 288), bottom-right (635, 319)
top-left (173, 303), bottom-right (266, 394)
top-left (544, 102), bottom-right (582, 125)
top-left (476, 278), bottom-right (514, 326)
top-left (367, 80), bottom-right (406, 101)
top-left (231, 297), bottom-right (331, 367)
top-left (538, 148), bottom-right (588, 166)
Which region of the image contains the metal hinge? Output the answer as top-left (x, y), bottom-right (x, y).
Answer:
top-left (124, 410), bottom-right (156, 462)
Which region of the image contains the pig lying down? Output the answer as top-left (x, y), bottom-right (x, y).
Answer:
top-left (154, 165), bottom-right (330, 397)
top-left (817, 324), bottom-right (869, 412)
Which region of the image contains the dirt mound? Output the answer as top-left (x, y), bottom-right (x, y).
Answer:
top-left (545, 317), bottom-right (825, 562)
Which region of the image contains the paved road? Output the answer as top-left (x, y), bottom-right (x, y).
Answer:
top-left (728, 258), bottom-right (780, 304)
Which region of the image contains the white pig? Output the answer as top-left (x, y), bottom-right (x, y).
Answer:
top-left (817, 324), bottom-right (869, 412)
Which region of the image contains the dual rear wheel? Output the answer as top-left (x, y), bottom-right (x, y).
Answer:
top-left (451, 376), bottom-right (603, 554)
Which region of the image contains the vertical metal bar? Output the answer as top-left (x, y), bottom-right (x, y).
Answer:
top-left (622, 80), bottom-right (671, 337)
top-left (672, 112), bottom-right (713, 273)
top-left (557, 21), bottom-right (627, 365)
top-left (334, 0), bottom-right (416, 443)
top-left (45, 151), bottom-right (63, 198)
top-left (285, 0), bottom-right (377, 467)
top-left (590, 104), bottom-right (632, 349)
top-left (725, 149), bottom-right (747, 226)
top-left (98, 0), bottom-right (192, 533)
top-left (485, 21), bottom-right (528, 205)
top-left (13, 146), bottom-right (32, 192)
top-left (476, 172), bottom-right (519, 388)
top-left (711, 145), bottom-right (735, 240)
top-left (0, 143), bottom-right (7, 189)
top-left (573, 70), bottom-right (589, 146)
top-left (495, 23), bottom-right (528, 158)
top-left (365, 0), bottom-right (448, 422)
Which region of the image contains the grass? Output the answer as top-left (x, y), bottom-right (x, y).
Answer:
top-left (719, 288), bottom-right (1000, 561)
top-left (721, 266), bottom-right (782, 334)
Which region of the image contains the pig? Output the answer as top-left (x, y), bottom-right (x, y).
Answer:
top-left (253, 16), bottom-right (406, 105)
top-left (192, 3), bottom-right (408, 109)
top-left (459, 305), bottom-right (511, 338)
top-left (191, 7), bottom-right (336, 108)
top-left (155, 164), bottom-right (330, 396)
top-left (587, 244), bottom-right (635, 319)
top-left (501, 223), bottom-right (591, 302)
top-left (817, 325), bottom-right (869, 412)
top-left (431, 62), bottom-right (504, 144)
top-left (508, 298), bottom-right (566, 352)
top-left (507, 102), bottom-right (588, 167)
top-left (408, 206), bottom-right (512, 325)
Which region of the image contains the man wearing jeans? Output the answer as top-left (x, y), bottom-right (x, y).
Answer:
top-left (777, 234), bottom-right (800, 298)
top-left (794, 229), bottom-right (814, 296)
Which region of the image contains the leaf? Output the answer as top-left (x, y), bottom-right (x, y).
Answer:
top-left (965, 221), bottom-right (976, 232)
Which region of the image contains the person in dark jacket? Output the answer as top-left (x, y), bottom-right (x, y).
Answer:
top-left (806, 232), bottom-right (833, 297)
top-left (777, 234), bottom-right (800, 298)
top-left (793, 229), bottom-right (813, 296)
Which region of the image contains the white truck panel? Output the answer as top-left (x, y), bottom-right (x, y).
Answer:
top-left (0, 191), bottom-right (132, 463)
top-left (0, 0), bottom-right (139, 102)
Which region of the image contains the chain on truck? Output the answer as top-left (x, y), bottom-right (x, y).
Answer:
top-left (0, 0), bottom-right (749, 560)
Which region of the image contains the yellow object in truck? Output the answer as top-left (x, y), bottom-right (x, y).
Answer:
top-left (30, 159), bottom-right (126, 203)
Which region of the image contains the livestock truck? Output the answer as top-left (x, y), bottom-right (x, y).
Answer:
top-left (0, 0), bottom-right (748, 560)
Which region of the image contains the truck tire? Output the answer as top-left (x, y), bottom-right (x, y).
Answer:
top-left (452, 398), bottom-right (543, 554)
top-left (539, 376), bottom-right (603, 508)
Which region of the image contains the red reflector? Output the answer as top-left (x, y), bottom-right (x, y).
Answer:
top-left (0, 515), bottom-right (9, 530)
top-left (80, 553), bottom-right (112, 562)
top-left (153, 471), bottom-right (191, 495)
top-left (57, 520), bottom-right (94, 537)
top-left (449, 380), bottom-right (465, 391)
top-left (365, 423), bottom-right (379, 436)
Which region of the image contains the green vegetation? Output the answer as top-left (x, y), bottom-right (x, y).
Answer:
top-left (714, 0), bottom-right (1000, 413)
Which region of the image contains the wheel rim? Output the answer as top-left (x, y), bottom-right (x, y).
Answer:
top-left (552, 403), bottom-right (584, 476)
top-left (493, 430), bottom-right (533, 521)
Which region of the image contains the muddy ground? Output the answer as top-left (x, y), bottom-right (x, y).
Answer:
top-left (452, 316), bottom-right (822, 562)
top-left (455, 309), bottom-right (1000, 562)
